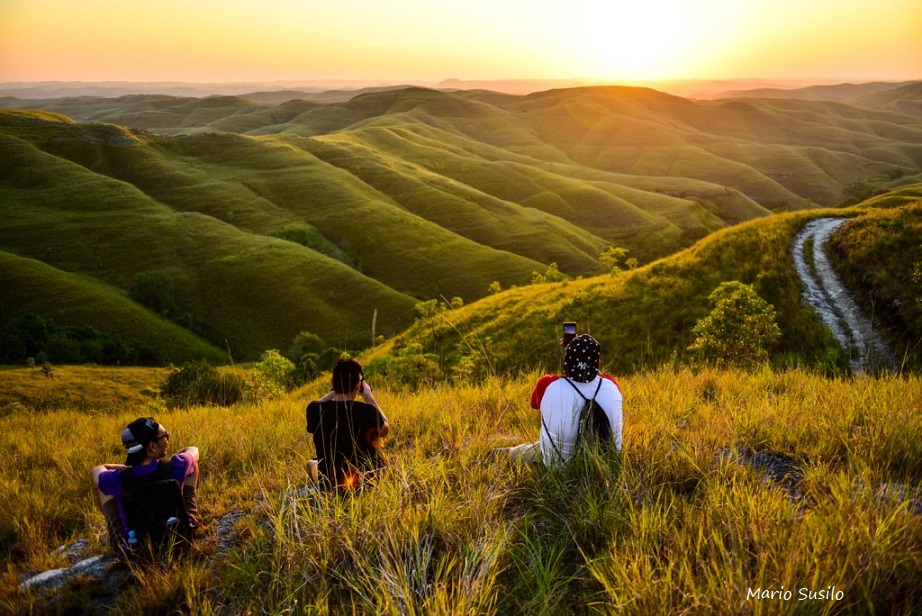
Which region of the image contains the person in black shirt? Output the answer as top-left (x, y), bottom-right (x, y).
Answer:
top-left (305, 357), bottom-right (390, 490)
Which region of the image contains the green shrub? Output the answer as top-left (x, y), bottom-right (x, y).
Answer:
top-left (687, 281), bottom-right (781, 368)
top-left (365, 343), bottom-right (443, 388)
top-left (0, 312), bottom-right (159, 365)
top-left (160, 361), bottom-right (244, 408)
top-left (130, 270), bottom-right (181, 319)
top-left (245, 350), bottom-right (295, 401)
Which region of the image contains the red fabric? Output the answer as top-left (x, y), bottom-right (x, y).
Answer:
top-left (530, 373), bottom-right (619, 409)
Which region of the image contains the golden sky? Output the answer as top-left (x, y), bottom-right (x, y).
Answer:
top-left (1, 0), bottom-right (920, 84)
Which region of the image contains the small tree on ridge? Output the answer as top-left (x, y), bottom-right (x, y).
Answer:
top-left (687, 281), bottom-right (781, 369)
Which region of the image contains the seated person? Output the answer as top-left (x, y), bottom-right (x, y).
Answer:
top-left (504, 334), bottom-right (623, 465)
top-left (91, 417), bottom-right (200, 556)
top-left (306, 357), bottom-right (390, 490)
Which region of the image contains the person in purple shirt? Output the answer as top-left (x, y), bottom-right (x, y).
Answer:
top-left (91, 417), bottom-right (200, 556)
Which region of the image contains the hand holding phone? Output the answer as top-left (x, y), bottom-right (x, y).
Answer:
top-left (562, 321), bottom-right (577, 347)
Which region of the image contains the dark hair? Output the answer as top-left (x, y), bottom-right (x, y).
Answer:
top-left (125, 450), bottom-right (147, 467)
top-left (331, 357), bottom-right (363, 394)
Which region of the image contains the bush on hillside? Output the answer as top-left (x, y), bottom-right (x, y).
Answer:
top-left (599, 245), bottom-right (637, 274)
top-left (161, 361), bottom-right (244, 408)
top-left (365, 343), bottom-right (443, 389)
top-left (131, 270), bottom-right (182, 319)
top-left (286, 331), bottom-right (345, 385)
top-left (245, 350), bottom-right (295, 401)
top-left (450, 341), bottom-right (493, 383)
top-left (530, 262), bottom-right (566, 285)
top-left (687, 281), bottom-right (781, 369)
top-left (267, 224), bottom-right (357, 267)
top-left (414, 299), bottom-right (446, 320)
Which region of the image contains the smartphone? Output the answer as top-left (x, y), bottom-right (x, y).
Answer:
top-left (562, 322), bottom-right (577, 346)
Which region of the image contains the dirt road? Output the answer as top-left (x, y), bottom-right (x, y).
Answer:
top-left (791, 217), bottom-right (896, 374)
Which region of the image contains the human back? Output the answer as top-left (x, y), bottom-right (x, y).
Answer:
top-left (305, 357), bottom-right (390, 489)
top-left (118, 460), bottom-right (193, 553)
top-left (306, 397), bottom-right (386, 482)
top-left (538, 374), bottom-right (623, 464)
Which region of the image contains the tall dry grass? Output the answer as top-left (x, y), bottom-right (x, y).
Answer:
top-left (3, 366), bottom-right (921, 614)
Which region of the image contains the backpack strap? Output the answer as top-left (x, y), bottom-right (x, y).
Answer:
top-left (565, 377), bottom-right (603, 402)
top-left (565, 378), bottom-right (603, 447)
top-left (565, 378), bottom-right (603, 419)
top-left (540, 413), bottom-right (564, 464)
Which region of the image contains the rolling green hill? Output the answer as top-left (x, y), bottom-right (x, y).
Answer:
top-left (366, 188), bottom-right (922, 379)
top-left (0, 250), bottom-right (226, 364)
top-left (1, 84), bottom-right (920, 364)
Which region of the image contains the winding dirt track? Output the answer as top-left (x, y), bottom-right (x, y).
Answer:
top-left (791, 217), bottom-right (896, 374)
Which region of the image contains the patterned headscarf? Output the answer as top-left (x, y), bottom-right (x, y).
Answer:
top-left (564, 334), bottom-right (601, 382)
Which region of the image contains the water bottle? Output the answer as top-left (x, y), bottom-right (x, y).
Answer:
top-left (127, 530), bottom-right (139, 551)
top-left (166, 516), bottom-right (179, 528)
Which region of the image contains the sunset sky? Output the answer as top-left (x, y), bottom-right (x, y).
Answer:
top-left (2, 0), bottom-right (920, 85)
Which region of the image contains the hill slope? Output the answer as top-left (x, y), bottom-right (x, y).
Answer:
top-left (1, 85), bottom-right (921, 362)
top-left (367, 186), bottom-right (922, 378)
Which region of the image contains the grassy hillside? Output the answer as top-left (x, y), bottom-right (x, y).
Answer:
top-left (7, 84), bottom-right (920, 211)
top-left (367, 193), bottom-right (922, 381)
top-left (1, 84), bottom-right (920, 363)
top-left (717, 80), bottom-right (919, 103)
top-left (827, 187), bottom-right (922, 367)
top-left (0, 364), bottom-right (170, 412)
top-left (2, 366), bottom-right (920, 613)
top-left (0, 251), bottom-right (226, 365)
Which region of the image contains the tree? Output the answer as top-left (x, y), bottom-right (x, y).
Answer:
top-left (599, 245), bottom-right (630, 275)
top-left (131, 270), bottom-right (179, 318)
top-left (530, 262), bottom-right (565, 285)
top-left (414, 299), bottom-right (444, 320)
top-left (247, 349), bottom-right (295, 401)
top-left (687, 281), bottom-right (781, 369)
top-left (161, 361), bottom-right (244, 408)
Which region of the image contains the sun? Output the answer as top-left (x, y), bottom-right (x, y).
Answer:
top-left (568, 1), bottom-right (700, 80)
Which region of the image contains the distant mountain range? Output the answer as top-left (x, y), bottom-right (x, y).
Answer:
top-left (1, 83), bottom-right (920, 363)
top-left (3, 77), bottom-right (918, 100)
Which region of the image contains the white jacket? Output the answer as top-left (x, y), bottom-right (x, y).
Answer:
top-left (537, 375), bottom-right (623, 464)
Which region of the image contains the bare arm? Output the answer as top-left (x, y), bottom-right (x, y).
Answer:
top-left (176, 446), bottom-right (199, 464)
top-left (358, 381), bottom-right (381, 410)
top-left (360, 382), bottom-right (389, 437)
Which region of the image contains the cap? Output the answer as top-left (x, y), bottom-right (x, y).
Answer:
top-left (564, 334), bottom-right (601, 382)
top-left (122, 417), bottom-right (160, 455)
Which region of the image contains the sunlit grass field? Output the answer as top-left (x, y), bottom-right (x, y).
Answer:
top-left (2, 365), bottom-right (921, 614)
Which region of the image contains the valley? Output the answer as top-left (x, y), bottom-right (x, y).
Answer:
top-left (1, 82), bottom-right (921, 366)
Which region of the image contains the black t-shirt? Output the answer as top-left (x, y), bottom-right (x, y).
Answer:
top-left (305, 399), bottom-right (386, 481)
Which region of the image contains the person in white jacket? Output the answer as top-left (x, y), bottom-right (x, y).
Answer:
top-left (503, 334), bottom-right (623, 465)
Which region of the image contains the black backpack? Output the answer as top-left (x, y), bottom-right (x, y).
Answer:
top-left (567, 378), bottom-right (614, 453)
top-left (119, 461), bottom-right (193, 558)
